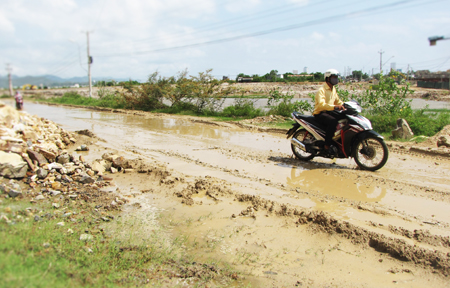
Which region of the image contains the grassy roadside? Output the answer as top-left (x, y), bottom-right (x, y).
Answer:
top-left (0, 182), bottom-right (243, 287)
top-left (30, 91), bottom-right (450, 138)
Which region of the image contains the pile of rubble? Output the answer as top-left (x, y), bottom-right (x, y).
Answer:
top-left (0, 101), bottom-right (129, 210)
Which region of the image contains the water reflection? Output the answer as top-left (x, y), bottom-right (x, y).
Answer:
top-left (286, 168), bottom-right (386, 202)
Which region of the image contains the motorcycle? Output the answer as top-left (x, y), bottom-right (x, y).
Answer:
top-left (15, 97), bottom-right (23, 110)
top-left (286, 100), bottom-right (388, 171)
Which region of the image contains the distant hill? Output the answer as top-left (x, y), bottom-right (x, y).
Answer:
top-left (0, 74), bottom-right (129, 88)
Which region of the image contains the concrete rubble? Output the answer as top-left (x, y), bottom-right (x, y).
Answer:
top-left (0, 101), bottom-right (130, 211)
top-left (391, 118), bottom-right (414, 139)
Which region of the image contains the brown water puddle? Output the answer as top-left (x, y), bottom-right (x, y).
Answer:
top-left (287, 168), bottom-right (450, 227)
top-left (109, 171), bottom-right (448, 288)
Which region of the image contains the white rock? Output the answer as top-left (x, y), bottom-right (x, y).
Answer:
top-left (0, 151), bottom-right (28, 179)
top-left (51, 190), bottom-right (61, 196)
top-left (47, 162), bottom-right (64, 170)
top-left (80, 234), bottom-right (93, 241)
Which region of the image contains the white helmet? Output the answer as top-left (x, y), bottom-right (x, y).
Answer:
top-left (324, 69), bottom-right (339, 78)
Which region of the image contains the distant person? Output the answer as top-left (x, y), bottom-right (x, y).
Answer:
top-left (312, 69), bottom-right (346, 156)
top-left (15, 91), bottom-right (23, 110)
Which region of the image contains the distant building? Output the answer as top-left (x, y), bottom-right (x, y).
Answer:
top-left (293, 70), bottom-right (298, 74)
top-left (390, 62), bottom-right (396, 71)
top-left (303, 67), bottom-right (308, 73)
top-left (415, 70), bottom-right (449, 89)
top-left (277, 74), bottom-right (284, 79)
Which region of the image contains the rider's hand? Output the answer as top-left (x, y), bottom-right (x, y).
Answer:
top-left (334, 105), bottom-right (346, 111)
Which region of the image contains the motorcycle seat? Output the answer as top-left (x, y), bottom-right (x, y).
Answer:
top-left (292, 112), bottom-right (326, 131)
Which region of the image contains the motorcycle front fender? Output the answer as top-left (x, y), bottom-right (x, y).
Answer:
top-left (355, 130), bottom-right (384, 142)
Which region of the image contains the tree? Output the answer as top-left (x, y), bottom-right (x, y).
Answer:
top-left (236, 73), bottom-right (250, 81)
top-left (352, 70), bottom-right (362, 80)
top-left (313, 72), bottom-right (324, 82)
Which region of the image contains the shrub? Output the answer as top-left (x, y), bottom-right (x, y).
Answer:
top-left (186, 69), bottom-right (233, 115)
top-left (221, 97), bottom-right (263, 118)
top-left (267, 89), bottom-right (312, 117)
top-left (366, 109), bottom-right (450, 137)
top-left (119, 72), bottom-right (171, 111)
top-left (352, 74), bottom-right (414, 117)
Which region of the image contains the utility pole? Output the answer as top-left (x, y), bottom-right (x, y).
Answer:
top-left (378, 50), bottom-right (385, 74)
top-left (85, 31), bottom-right (93, 98)
top-left (407, 64), bottom-right (410, 81)
top-left (6, 63), bottom-right (13, 97)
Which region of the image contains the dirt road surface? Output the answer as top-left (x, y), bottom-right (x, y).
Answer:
top-left (14, 101), bottom-right (450, 287)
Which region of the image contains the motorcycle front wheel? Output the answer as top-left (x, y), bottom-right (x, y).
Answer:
top-left (291, 129), bottom-right (315, 161)
top-left (353, 136), bottom-right (388, 171)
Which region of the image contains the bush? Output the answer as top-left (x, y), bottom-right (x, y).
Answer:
top-left (352, 74), bottom-right (414, 117)
top-left (267, 89), bottom-right (312, 117)
top-left (407, 109), bottom-right (450, 136)
top-left (221, 97), bottom-right (263, 118)
top-left (187, 69), bottom-right (232, 114)
top-left (96, 93), bottom-right (126, 109)
top-left (366, 109), bottom-right (450, 137)
top-left (156, 101), bottom-right (197, 115)
top-left (119, 72), bottom-right (171, 111)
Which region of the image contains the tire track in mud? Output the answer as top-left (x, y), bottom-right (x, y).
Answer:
top-left (118, 144), bottom-right (450, 277)
top-left (128, 141), bottom-right (450, 223)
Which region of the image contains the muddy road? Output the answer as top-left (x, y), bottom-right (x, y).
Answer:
top-left (16, 101), bottom-right (450, 287)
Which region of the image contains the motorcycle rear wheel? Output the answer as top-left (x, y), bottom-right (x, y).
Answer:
top-left (291, 129), bottom-right (315, 161)
top-left (353, 136), bottom-right (388, 171)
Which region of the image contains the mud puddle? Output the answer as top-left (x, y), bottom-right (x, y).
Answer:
top-left (106, 168), bottom-right (448, 287)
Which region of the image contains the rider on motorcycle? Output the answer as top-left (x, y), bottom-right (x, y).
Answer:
top-left (14, 91), bottom-right (23, 110)
top-left (313, 69), bottom-right (346, 156)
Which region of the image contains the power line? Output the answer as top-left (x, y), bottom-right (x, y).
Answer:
top-left (45, 46), bottom-right (86, 75)
top-left (396, 56), bottom-right (450, 65)
top-left (129, 0), bottom-right (333, 47)
top-left (49, 59), bottom-right (79, 76)
top-left (98, 0), bottom-right (421, 58)
top-left (92, 0), bottom-right (107, 31)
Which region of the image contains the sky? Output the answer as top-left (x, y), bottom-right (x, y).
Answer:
top-left (1, 0), bottom-right (449, 81)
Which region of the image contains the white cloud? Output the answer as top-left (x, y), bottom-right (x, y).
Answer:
top-left (0, 11), bottom-right (14, 33)
top-left (311, 32), bottom-right (324, 41)
top-left (288, 0), bottom-right (309, 5)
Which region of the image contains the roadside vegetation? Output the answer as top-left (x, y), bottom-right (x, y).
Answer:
top-left (32, 69), bottom-right (450, 139)
top-left (0, 185), bottom-right (241, 287)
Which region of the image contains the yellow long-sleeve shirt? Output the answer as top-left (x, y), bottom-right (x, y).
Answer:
top-left (312, 83), bottom-right (343, 115)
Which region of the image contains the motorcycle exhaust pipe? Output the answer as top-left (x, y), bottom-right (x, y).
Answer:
top-left (291, 138), bottom-right (307, 152)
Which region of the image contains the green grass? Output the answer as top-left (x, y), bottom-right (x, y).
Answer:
top-left (366, 109), bottom-right (450, 137)
top-left (0, 197), bottom-right (241, 287)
